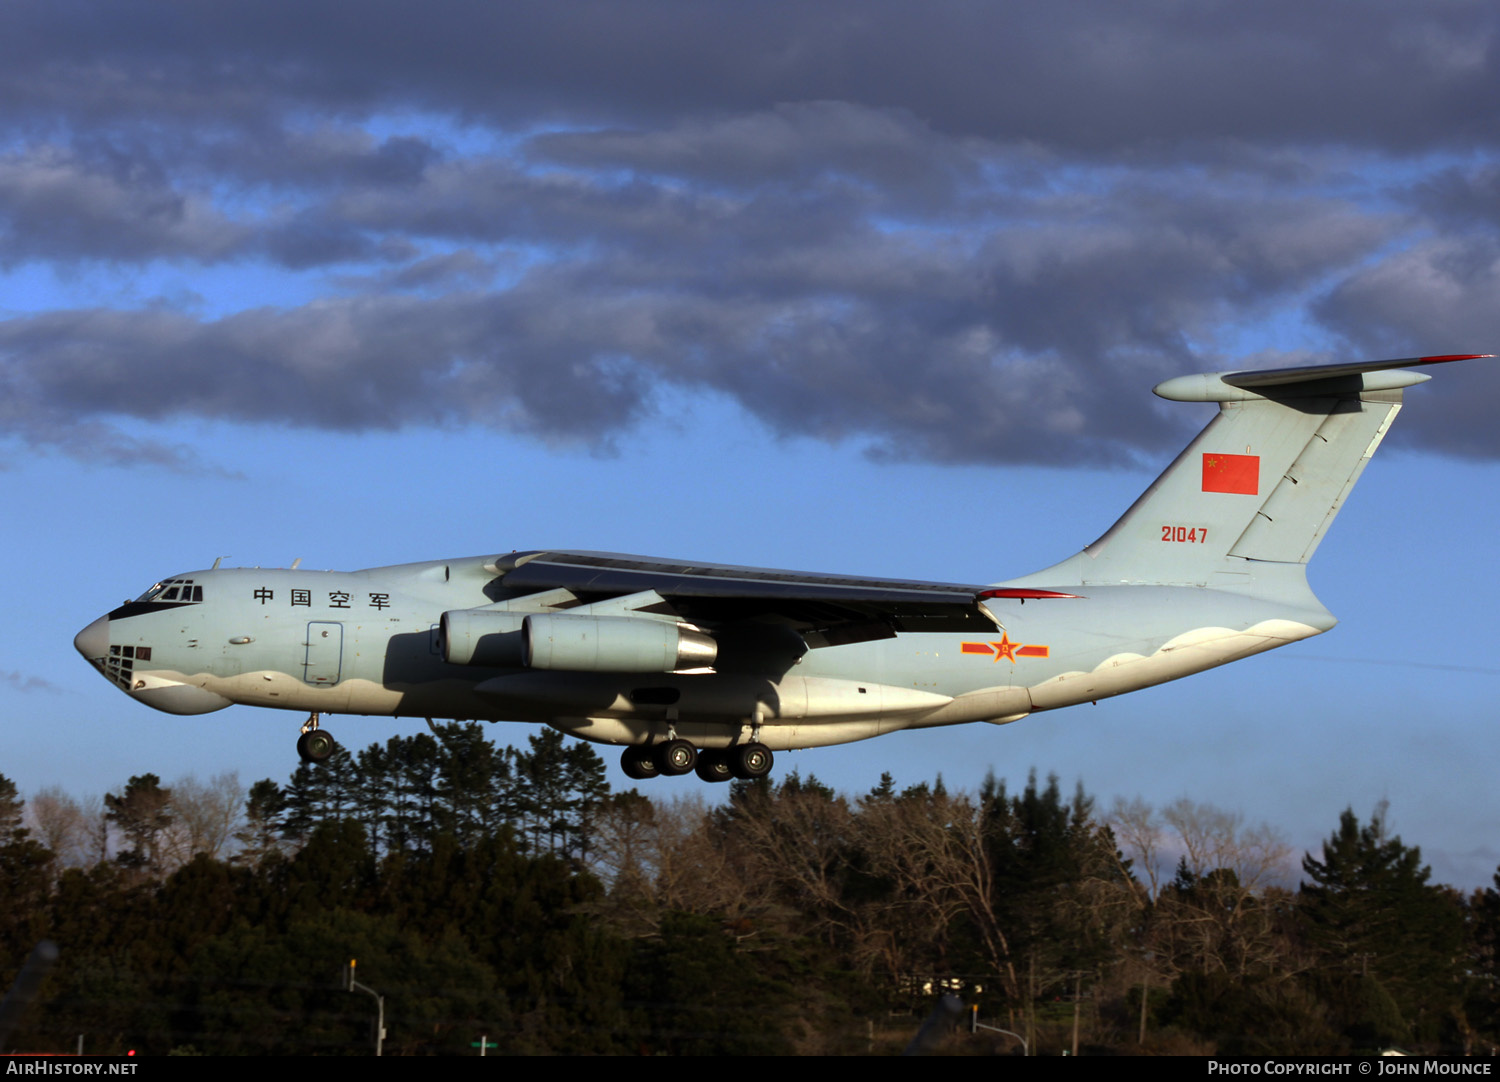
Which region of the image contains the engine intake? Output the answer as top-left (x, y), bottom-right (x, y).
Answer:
top-left (439, 609), bottom-right (527, 667)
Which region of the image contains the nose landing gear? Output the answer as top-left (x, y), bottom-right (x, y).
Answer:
top-left (297, 712), bottom-right (338, 763)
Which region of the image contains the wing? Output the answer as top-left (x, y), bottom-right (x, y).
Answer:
top-left (486, 549), bottom-right (1060, 643)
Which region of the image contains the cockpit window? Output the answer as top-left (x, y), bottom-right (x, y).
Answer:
top-left (134, 578), bottom-right (204, 604)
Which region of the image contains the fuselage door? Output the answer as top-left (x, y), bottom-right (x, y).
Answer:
top-left (304, 621), bottom-right (344, 686)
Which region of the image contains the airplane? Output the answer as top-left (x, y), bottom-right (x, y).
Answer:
top-left (74, 353), bottom-right (1489, 783)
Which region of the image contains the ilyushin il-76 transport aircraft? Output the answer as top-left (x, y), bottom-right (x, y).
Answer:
top-left (75, 354), bottom-right (1488, 783)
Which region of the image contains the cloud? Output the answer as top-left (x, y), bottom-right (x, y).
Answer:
top-left (1, 670), bottom-right (62, 694)
top-left (0, 166), bottom-right (1401, 469)
top-left (1314, 237), bottom-right (1500, 457)
top-left (0, 146), bottom-right (245, 265)
top-left (5, 2), bottom-right (1497, 151)
top-left (1, 2), bottom-right (1499, 466)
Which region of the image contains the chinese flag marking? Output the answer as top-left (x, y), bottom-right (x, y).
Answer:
top-left (1202, 453), bottom-right (1259, 495)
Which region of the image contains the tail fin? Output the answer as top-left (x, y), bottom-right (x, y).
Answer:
top-left (1010, 355), bottom-right (1488, 592)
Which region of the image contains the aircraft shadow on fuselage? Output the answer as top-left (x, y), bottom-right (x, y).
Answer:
top-left (376, 619), bottom-right (810, 720)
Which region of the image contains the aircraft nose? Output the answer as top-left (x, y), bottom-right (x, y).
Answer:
top-left (74, 615), bottom-right (110, 660)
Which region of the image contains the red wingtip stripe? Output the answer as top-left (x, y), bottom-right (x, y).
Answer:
top-left (1418, 354), bottom-right (1493, 363)
top-left (977, 588), bottom-right (1083, 600)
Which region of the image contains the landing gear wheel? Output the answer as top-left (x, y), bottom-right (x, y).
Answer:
top-left (694, 749), bottom-right (734, 784)
top-left (297, 729), bottom-right (337, 763)
top-left (621, 745), bottom-right (661, 781)
top-left (731, 742), bottom-right (773, 780)
top-left (655, 738), bottom-right (697, 777)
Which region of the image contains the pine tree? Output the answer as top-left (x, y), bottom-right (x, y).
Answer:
top-left (514, 729), bottom-right (609, 860)
top-left (430, 721), bottom-right (518, 842)
top-left (355, 733), bottom-right (441, 854)
top-left (280, 744), bottom-right (359, 842)
top-left (0, 776), bottom-right (54, 959)
top-left (0, 774), bottom-right (25, 841)
top-left (1301, 805), bottom-right (1466, 1046)
top-left (1466, 868), bottom-right (1500, 1047)
top-left (231, 779), bottom-right (286, 866)
top-left (105, 774), bottom-right (173, 876)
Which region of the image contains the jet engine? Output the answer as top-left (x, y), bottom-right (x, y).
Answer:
top-left (523, 613), bottom-right (717, 673)
top-left (440, 609), bottom-right (717, 673)
top-left (439, 609), bottom-right (527, 666)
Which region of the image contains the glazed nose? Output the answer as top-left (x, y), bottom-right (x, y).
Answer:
top-left (74, 615), bottom-right (109, 660)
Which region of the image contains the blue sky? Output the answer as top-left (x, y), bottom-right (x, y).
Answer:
top-left (4, 0), bottom-right (1499, 888)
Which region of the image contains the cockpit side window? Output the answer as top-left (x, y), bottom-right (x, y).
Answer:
top-left (134, 578), bottom-right (205, 604)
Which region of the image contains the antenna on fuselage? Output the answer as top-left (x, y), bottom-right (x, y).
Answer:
top-left (211, 557), bottom-right (223, 569)
top-left (291, 558), bottom-right (302, 569)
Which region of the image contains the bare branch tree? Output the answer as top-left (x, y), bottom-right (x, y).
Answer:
top-left (26, 786), bottom-right (90, 867)
top-left (159, 772), bottom-right (244, 867)
top-left (1112, 797), bottom-right (1298, 980)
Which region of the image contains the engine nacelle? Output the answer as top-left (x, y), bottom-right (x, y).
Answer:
top-left (440, 609), bottom-right (527, 667)
top-left (522, 613), bottom-right (717, 673)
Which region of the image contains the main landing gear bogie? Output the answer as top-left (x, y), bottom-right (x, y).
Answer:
top-left (620, 744), bottom-right (661, 781)
top-left (620, 741), bottom-right (773, 783)
top-left (694, 749), bottom-right (734, 783)
top-left (656, 739), bottom-right (697, 776)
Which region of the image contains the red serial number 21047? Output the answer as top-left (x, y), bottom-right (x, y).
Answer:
top-left (1161, 525), bottom-right (1209, 543)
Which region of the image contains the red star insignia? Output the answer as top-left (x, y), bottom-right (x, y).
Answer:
top-left (991, 634), bottom-right (1020, 662)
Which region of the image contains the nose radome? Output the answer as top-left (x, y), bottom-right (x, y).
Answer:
top-left (74, 615), bottom-right (109, 660)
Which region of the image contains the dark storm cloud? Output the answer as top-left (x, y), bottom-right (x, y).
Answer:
top-left (1314, 237), bottom-right (1500, 458)
top-left (1, 0), bottom-right (1499, 466)
top-left (0, 296), bottom-right (655, 442)
top-left (0, 146), bottom-right (245, 264)
top-left (0, 167), bottom-right (1398, 468)
top-left (531, 101), bottom-right (988, 210)
top-left (4, 1), bottom-right (1496, 150)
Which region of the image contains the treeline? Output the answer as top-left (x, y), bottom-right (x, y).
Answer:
top-left (1, 724), bottom-right (1497, 1055)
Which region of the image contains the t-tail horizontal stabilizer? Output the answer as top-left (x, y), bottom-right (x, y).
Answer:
top-left (1007, 354), bottom-right (1492, 594)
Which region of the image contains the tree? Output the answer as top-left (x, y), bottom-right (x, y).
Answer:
top-left (0, 775), bottom-right (25, 840)
top-left (105, 774), bottom-right (173, 877)
top-left (280, 744), bottom-right (359, 842)
top-left (430, 721), bottom-right (519, 842)
top-left (356, 734), bottom-right (441, 854)
top-left (0, 776), bottom-right (54, 958)
top-left (586, 788), bottom-right (658, 912)
top-left (1465, 867), bottom-right (1500, 1048)
top-left (850, 778), bottom-right (990, 986)
top-left (232, 779), bottom-right (286, 867)
top-left (1301, 804), bottom-right (1466, 1046)
top-left (26, 786), bottom-right (91, 867)
top-left (625, 912), bottom-right (795, 1055)
top-left (721, 772), bottom-right (859, 948)
top-left (160, 772), bottom-right (243, 865)
top-left (1111, 797), bottom-right (1296, 984)
top-left (514, 729), bottom-right (609, 861)
top-left (980, 772), bottom-right (1134, 1002)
